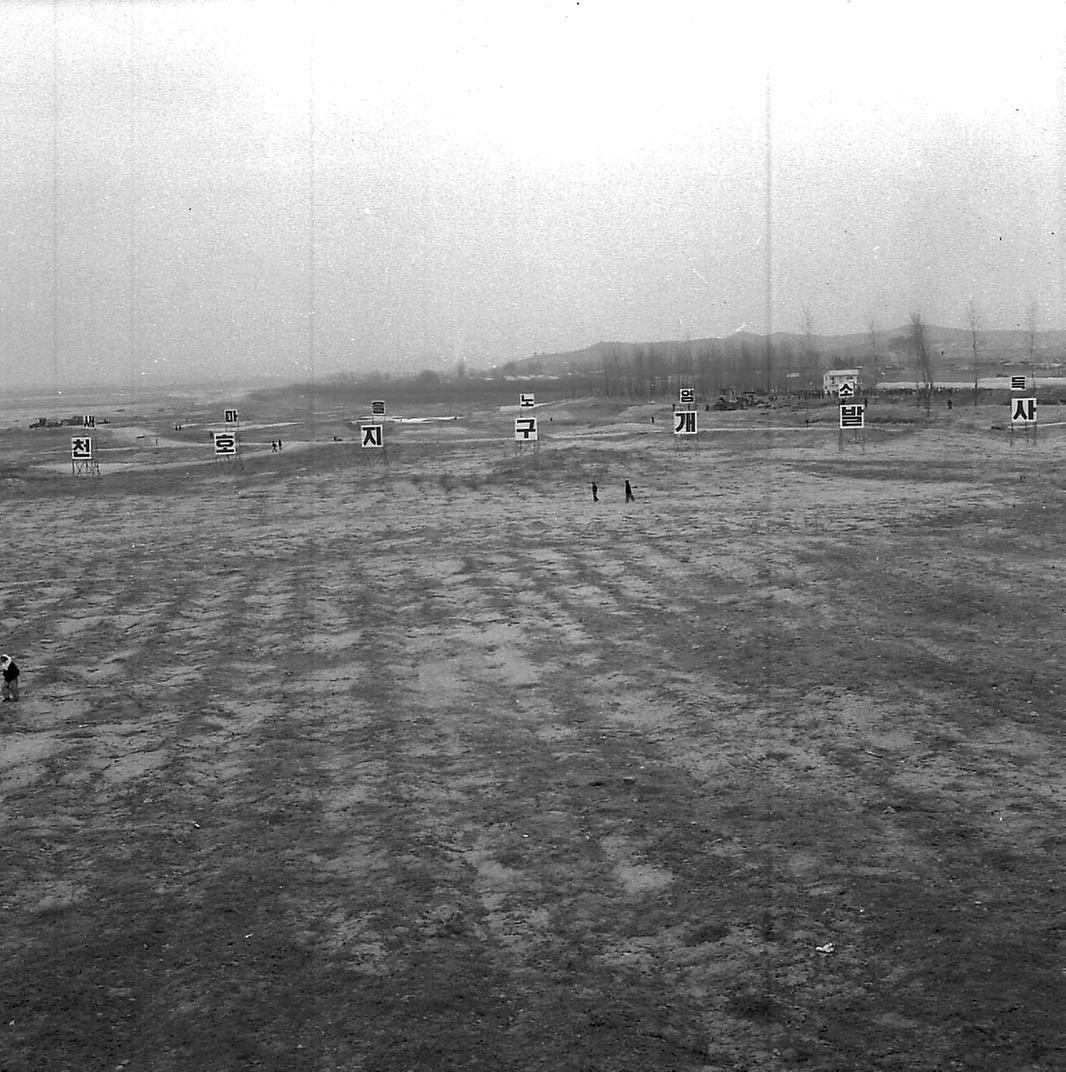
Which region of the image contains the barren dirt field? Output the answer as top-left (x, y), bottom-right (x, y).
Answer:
top-left (1, 395), bottom-right (1064, 1071)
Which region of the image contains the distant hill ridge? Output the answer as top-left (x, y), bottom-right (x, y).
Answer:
top-left (498, 325), bottom-right (1066, 379)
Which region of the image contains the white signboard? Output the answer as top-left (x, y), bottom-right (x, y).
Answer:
top-left (519, 393), bottom-right (535, 408)
top-left (837, 380), bottom-right (856, 399)
top-left (679, 387), bottom-right (695, 407)
top-left (82, 414), bottom-right (95, 428)
top-left (71, 436), bottom-right (93, 460)
top-left (514, 416), bottom-right (538, 441)
top-left (1011, 375), bottom-right (1028, 392)
top-left (370, 400), bottom-right (386, 416)
top-left (361, 424), bottom-right (384, 448)
top-left (1011, 398), bottom-right (1037, 424)
top-left (674, 411), bottom-right (697, 435)
top-left (213, 431), bottom-right (238, 456)
top-left (224, 408), bottom-right (239, 424)
top-left (839, 403), bottom-right (865, 428)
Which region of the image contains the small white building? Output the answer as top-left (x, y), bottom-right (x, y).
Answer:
top-left (823, 368), bottom-right (861, 396)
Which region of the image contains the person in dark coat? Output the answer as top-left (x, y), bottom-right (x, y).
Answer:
top-left (624, 480), bottom-right (635, 503)
top-left (591, 481), bottom-right (598, 502)
top-left (1, 655), bottom-right (20, 702)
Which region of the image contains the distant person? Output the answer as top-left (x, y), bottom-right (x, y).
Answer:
top-left (591, 481), bottom-right (598, 502)
top-left (625, 480), bottom-right (635, 503)
top-left (272, 440), bottom-right (278, 453)
top-left (1, 655), bottom-right (20, 702)
top-left (278, 439), bottom-right (283, 451)
top-left (947, 396), bottom-right (953, 410)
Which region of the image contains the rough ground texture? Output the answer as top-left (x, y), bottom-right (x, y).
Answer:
top-left (0, 396), bottom-right (1063, 1071)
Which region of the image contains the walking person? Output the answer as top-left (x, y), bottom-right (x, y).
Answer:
top-left (624, 479), bottom-right (635, 503)
top-left (1, 655), bottom-right (20, 702)
top-left (591, 481), bottom-right (598, 502)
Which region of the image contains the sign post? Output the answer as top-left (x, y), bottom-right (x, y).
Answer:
top-left (71, 436), bottom-right (100, 477)
top-left (838, 402), bottom-right (866, 452)
top-left (1010, 397), bottom-right (1037, 446)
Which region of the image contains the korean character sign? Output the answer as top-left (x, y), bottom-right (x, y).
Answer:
top-left (514, 416), bottom-right (538, 441)
top-left (519, 393), bottom-right (535, 408)
top-left (71, 436), bottom-right (93, 460)
top-left (224, 408), bottom-right (239, 425)
top-left (1011, 398), bottom-right (1036, 424)
top-left (1010, 375), bottom-right (1027, 392)
top-left (839, 403), bottom-right (865, 429)
top-left (361, 424), bottom-right (384, 448)
top-left (679, 387), bottom-right (695, 408)
top-left (213, 431), bottom-right (238, 456)
top-left (370, 400), bottom-right (386, 417)
top-left (674, 410), bottom-right (697, 435)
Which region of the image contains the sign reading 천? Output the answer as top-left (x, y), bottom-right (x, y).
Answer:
top-left (361, 424), bottom-right (383, 448)
top-left (1011, 375), bottom-right (1028, 392)
top-left (71, 436), bottom-right (93, 460)
top-left (674, 410), bottom-right (697, 435)
top-left (1011, 398), bottom-right (1037, 424)
top-left (519, 393), bottom-right (535, 408)
top-left (213, 431), bottom-right (238, 456)
top-left (514, 416), bottom-right (538, 441)
top-left (839, 403), bottom-right (865, 428)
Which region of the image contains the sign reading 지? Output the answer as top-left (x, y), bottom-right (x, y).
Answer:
top-left (361, 424), bottom-right (384, 448)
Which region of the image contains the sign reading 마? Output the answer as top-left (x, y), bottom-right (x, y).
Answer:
top-left (224, 408), bottom-right (239, 424)
top-left (674, 411), bottom-right (697, 435)
top-left (1011, 398), bottom-right (1037, 424)
top-left (514, 416), bottom-right (538, 441)
top-left (361, 424), bottom-right (384, 448)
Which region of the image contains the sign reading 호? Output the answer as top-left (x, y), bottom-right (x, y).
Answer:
top-left (370, 400), bottom-right (386, 417)
top-left (361, 424), bottom-right (384, 448)
top-left (213, 431), bottom-right (238, 456)
top-left (679, 387), bottom-right (695, 407)
top-left (519, 393), bottom-right (535, 408)
top-left (1011, 398), bottom-right (1037, 424)
top-left (514, 416), bottom-right (538, 441)
top-left (674, 410), bottom-right (697, 435)
top-left (71, 436), bottom-right (93, 460)
top-left (839, 403), bottom-right (865, 428)
top-left (1011, 375), bottom-right (1028, 392)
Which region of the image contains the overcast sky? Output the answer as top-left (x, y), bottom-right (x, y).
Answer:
top-left (3, 0), bottom-right (1065, 389)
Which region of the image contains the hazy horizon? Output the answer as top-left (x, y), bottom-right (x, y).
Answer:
top-left (4, 0), bottom-right (1065, 392)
